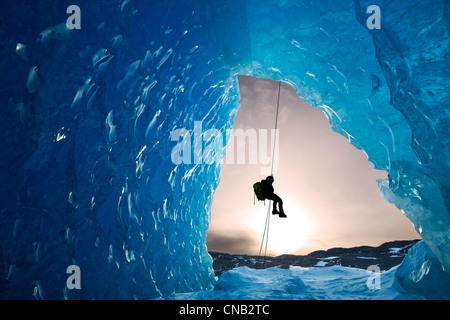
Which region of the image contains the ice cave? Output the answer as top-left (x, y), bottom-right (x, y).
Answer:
top-left (0, 0), bottom-right (449, 299)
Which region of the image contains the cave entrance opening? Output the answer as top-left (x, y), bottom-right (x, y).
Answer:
top-left (206, 75), bottom-right (419, 258)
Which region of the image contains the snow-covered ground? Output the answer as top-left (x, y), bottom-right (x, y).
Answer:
top-left (171, 265), bottom-right (402, 300)
top-left (165, 241), bottom-right (450, 300)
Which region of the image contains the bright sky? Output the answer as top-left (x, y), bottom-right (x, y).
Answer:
top-left (207, 75), bottom-right (420, 256)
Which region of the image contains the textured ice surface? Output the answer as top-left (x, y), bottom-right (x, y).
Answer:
top-left (0, 0), bottom-right (449, 299)
top-left (394, 241), bottom-right (450, 299)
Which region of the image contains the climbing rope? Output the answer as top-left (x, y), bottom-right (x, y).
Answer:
top-left (270, 81), bottom-right (281, 175)
top-left (257, 203), bottom-right (272, 269)
top-left (257, 81), bottom-right (281, 269)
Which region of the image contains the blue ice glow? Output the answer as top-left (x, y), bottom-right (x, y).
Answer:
top-left (0, 0), bottom-right (448, 299)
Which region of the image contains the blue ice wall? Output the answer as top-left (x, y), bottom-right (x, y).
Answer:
top-left (0, 0), bottom-right (448, 299)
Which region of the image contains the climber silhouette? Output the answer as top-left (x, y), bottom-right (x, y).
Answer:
top-left (261, 176), bottom-right (286, 218)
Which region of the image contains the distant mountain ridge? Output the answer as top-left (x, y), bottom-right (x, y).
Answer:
top-left (209, 239), bottom-right (420, 277)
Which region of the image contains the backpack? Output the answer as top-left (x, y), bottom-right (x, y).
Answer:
top-left (253, 182), bottom-right (266, 201)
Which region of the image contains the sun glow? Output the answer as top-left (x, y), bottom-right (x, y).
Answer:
top-left (251, 196), bottom-right (313, 256)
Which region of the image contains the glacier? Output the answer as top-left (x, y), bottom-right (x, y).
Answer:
top-left (0, 0), bottom-right (449, 299)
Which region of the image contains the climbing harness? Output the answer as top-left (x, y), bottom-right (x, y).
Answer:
top-left (257, 81), bottom-right (281, 269)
